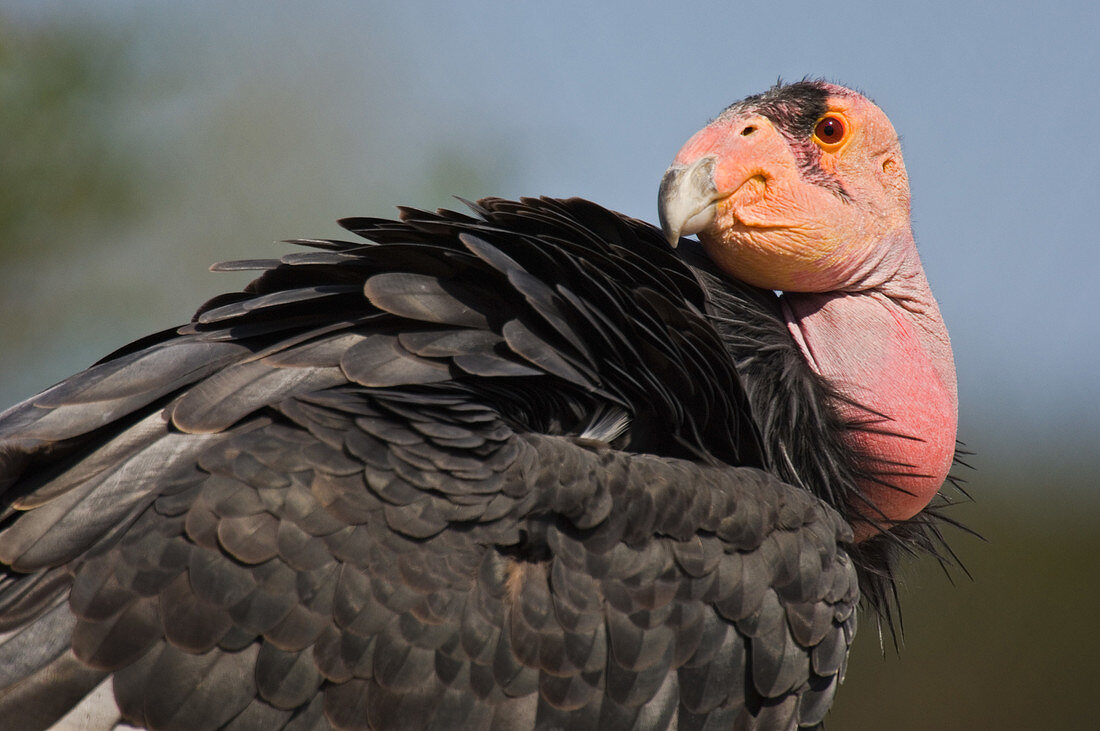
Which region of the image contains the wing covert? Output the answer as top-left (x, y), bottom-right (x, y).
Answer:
top-left (0, 197), bottom-right (859, 730)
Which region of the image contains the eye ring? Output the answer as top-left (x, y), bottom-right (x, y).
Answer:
top-left (812, 114), bottom-right (848, 150)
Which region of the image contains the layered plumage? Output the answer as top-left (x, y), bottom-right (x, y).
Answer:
top-left (0, 83), bottom-right (962, 730)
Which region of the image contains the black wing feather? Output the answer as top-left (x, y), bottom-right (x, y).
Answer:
top-left (0, 197), bottom-right (915, 730)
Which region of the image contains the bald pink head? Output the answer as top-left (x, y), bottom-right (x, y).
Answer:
top-left (660, 82), bottom-right (957, 539)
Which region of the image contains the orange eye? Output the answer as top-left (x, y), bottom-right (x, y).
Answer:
top-left (813, 115), bottom-right (846, 147)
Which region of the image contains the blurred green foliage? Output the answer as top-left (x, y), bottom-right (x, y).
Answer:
top-left (830, 466), bottom-right (1100, 730)
top-left (0, 16), bottom-right (151, 263)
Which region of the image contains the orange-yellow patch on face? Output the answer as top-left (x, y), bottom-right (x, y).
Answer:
top-left (683, 91), bottom-right (911, 294)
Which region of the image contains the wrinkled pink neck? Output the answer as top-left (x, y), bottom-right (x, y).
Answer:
top-left (781, 237), bottom-right (957, 539)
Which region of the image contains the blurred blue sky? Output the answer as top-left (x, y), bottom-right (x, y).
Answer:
top-left (2, 0), bottom-right (1098, 477)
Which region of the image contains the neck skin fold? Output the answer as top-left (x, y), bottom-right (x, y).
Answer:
top-left (780, 232), bottom-right (957, 538)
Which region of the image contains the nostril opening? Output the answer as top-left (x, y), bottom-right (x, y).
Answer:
top-left (741, 126), bottom-right (756, 136)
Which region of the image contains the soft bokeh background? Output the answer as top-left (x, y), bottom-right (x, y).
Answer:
top-left (1, 2), bottom-right (1097, 728)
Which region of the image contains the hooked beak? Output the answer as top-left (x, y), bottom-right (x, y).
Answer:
top-left (657, 155), bottom-right (720, 247)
